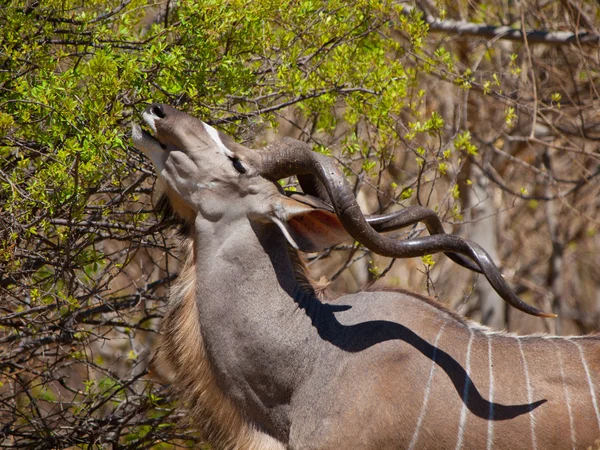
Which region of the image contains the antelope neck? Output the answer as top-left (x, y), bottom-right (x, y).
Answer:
top-left (191, 214), bottom-right (321, 440)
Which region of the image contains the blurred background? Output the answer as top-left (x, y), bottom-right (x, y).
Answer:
top-left (1, 0), bottom-right (598, 447)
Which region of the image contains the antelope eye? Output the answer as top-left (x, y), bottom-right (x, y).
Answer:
top-left (231, 157), bottom-right (247, 174)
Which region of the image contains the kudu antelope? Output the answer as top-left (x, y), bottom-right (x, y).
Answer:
top-left (132, 104), bottom-right (600, 450)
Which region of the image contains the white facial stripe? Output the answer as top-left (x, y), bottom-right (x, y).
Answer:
top-left (202, 122), bottom-right (235, 158)
top-left (142, 111), bottom-right (157, 133)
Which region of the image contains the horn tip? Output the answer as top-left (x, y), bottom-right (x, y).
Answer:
top-left (540, 312), bottom-right (558, 319)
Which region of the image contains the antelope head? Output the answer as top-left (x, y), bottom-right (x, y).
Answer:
top-left (131, 104), bottom-right (275, 225)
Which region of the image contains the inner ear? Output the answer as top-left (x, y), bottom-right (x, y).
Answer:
top-left (271, 197), bottom-right (350, 252)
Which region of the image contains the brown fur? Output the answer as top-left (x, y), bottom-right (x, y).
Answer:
top-left (287, 246), bottom-right (331, 300)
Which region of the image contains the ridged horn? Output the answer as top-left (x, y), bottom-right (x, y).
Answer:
top-left (259, 138), bottom-right (555, 318)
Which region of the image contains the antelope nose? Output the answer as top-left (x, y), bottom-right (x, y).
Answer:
top-left (149, 103), bottom-right (166, 119)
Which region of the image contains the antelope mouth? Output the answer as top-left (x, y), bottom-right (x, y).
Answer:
top-left (132, 123), bottom-right (166, 154)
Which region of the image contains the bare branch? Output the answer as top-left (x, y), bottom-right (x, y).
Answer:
top-left (400, 4), bottom-right (600, 46)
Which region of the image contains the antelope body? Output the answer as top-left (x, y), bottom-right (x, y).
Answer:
top-left (132, 104), bottom-right (600, 450)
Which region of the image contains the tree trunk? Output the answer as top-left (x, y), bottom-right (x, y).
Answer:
top-left (468, 165), bottom-right (507, 329)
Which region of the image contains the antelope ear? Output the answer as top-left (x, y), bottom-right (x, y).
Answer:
top-left (270, 196), bottom-right (350, 252)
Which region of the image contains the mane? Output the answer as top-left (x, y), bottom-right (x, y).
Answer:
top-left (286, 246), bottom-right (331, 300)
top-left (155, 193), bottom-right (192, 237)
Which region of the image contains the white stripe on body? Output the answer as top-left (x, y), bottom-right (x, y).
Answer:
top-left (517, 338), bottom-right (537, 450)
top-left (407, 323), bottom-right (448, 450)
top-left (486, 335), bottom-right (494, 450)
top-left (455, 329), bottom-right (474, 450)
top-left (571, 339), bottom-right (600, 431)
top-left (554, 341), bottom-right (576, 450)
